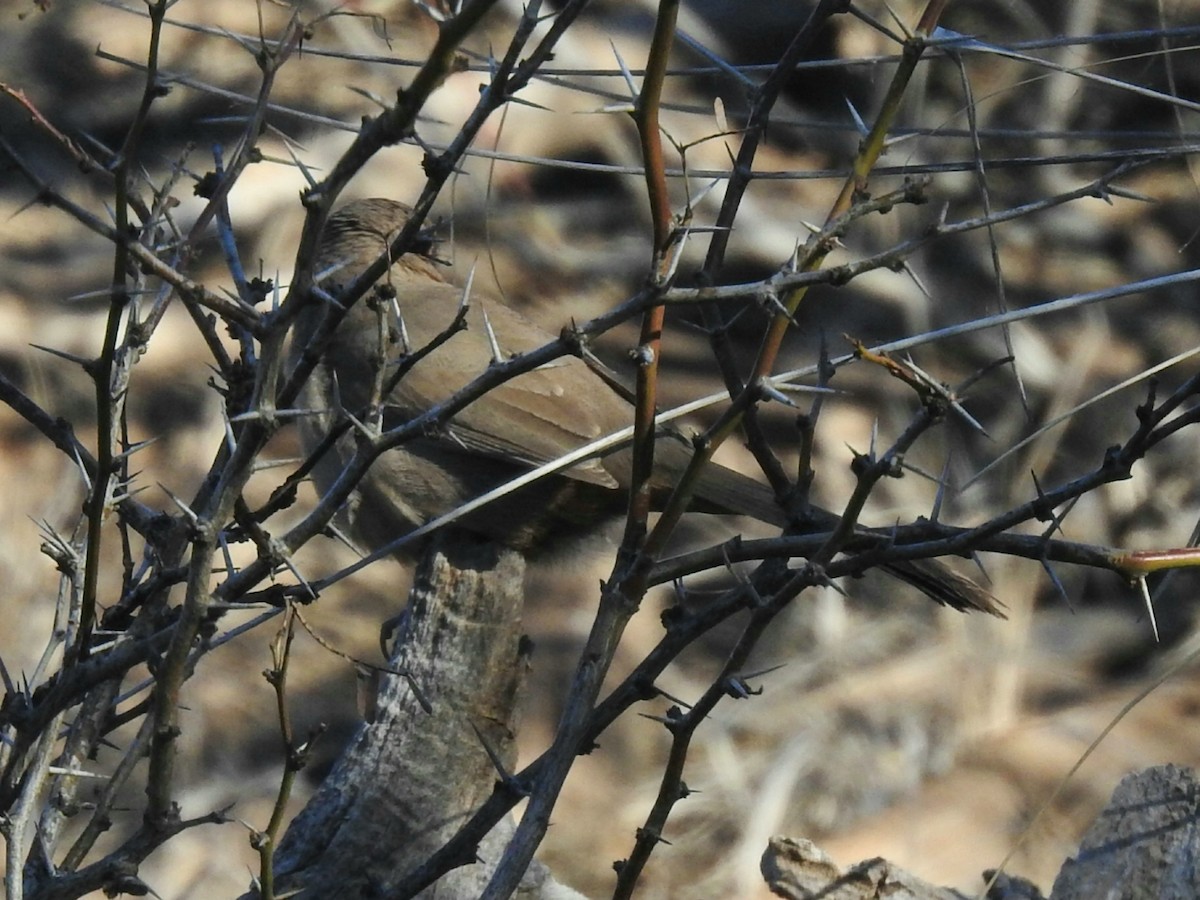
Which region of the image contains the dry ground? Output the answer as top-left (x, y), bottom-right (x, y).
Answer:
top-left (4, 1), bottom-right (1200, 897)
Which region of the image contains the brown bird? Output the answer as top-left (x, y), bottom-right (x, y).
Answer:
top-left (291, 198), bottom-right (1000, 615)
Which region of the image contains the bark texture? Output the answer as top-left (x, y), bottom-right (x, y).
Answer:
top-left (263, 531), bottom-right (568, 898)
top-left (1051, 763), bottom-right (1200, 900)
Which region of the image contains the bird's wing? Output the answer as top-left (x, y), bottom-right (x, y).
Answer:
top-left (382, 293), bottom-right (632, 488)
top-left (450, 362), bottom-right (629, 487)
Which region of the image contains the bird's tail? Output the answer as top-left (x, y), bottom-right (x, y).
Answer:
top-left (682, 447), bottom-right (1003, 616)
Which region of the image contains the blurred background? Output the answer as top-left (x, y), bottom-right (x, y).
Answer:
top-left (4, 0), bottom-right (1200, 896)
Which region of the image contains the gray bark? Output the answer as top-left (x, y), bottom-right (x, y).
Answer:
top-left (1051, 763), bottom-right (1200, 900)
top-left (259, 531), bottom-right (578, 898)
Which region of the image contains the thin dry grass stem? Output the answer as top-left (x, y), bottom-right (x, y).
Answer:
top-left (948, 47), bottom-right (1030, 415)
top-left (980, 638), bottom-right (1200, 898)
top-left (967, 343), bottom-right (1200, 488)
top-left (250, 606), bottom-right (306, 900)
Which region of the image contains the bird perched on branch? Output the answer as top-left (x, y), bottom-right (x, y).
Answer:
top-left (290, 198), bottom-right (1000, 616)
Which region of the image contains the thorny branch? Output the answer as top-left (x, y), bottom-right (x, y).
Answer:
top-left (4, 2), bottom-right (1200, 899)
